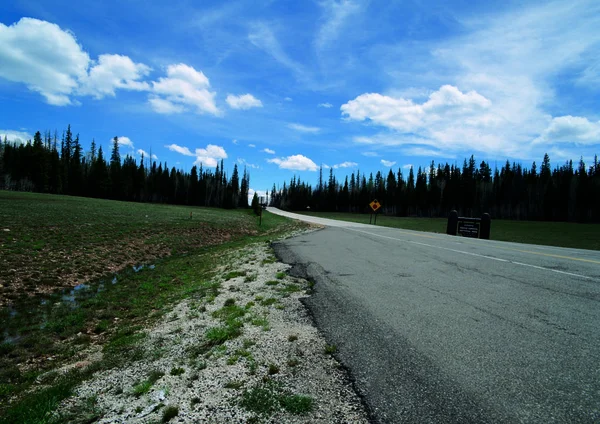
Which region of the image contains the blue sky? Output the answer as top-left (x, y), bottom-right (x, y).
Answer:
top-left (1, 0), bottom-right (600, 198)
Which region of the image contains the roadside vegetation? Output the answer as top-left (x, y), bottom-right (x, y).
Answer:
top-left (296, 211), bottom-right (600, 250)
top-left (0, 191), bottom-right (305, 422)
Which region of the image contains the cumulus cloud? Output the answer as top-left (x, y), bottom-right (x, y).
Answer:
top-left (114, 136), bottom-right (134, 148)
top-left (0, 18), bottom-right (152, 105)
top-left (0, 18), bottom-right (90, 105)
top-left (137, 149), bottom-right (158, 160)
top-left (165, 144), bottom-right (194, 156)
top-left (534, 116), bottom-right (600, 145)
top-left (341, 85), bottom-right (517, 155)
top-left (318, 102), bottom-right (333, 108)
top-left (288, 123), bottom-right (320, 133)
top-left (342, 85), bottom-right (491, 132)
top-left (263, 148), bottom-right (276, 154)
top-left (150, 63), bottom-right (219, 116)
top-left (226, 93), bottom-right (263, 109)
top-left (0, 130), bottom-right (33, 144)
top-left (248, 144), bottom-right (256, 148)
top-left (194, 144), bottom-right (228, 168)
top-left (402, 164), bottom-right (413, 170)
top-left (79, 54), bottom-right (150, 98)
top-left (381, 159), bottom-right (396, 167)
top-left (332, 161), bottom-right (358, 169)
top-left (268, 154), bottom-right (318, 171)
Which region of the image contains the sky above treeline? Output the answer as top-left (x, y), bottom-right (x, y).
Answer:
top-left (1, 0), bottom-right (599, 197)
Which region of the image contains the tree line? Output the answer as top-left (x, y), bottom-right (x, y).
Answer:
top-left (270, 154), bottom-right (600, 222)
top-left (0, 126), bottom-right (250, 209)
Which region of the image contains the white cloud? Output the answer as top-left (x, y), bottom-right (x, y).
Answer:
top-left (137, 149), bottom-right (158, 160)
top-left (248, 144), bottom-right (256, 148)
top-left (0, 130), bottom-right (33, 144)
top-left (232, 139), bottom-right (238, 144)
top-left (150, 63), bottom-right (219, 116)
top-left (263, 148), bottom-right (276, 154)
top-left (248, 22), bottom-right (306, 80)
top-left (333, 161), bottom-right (358, 169)
top-left (318, 102), bottom-right (333, 108)
top-left (322, 164), bottom-right (331, 169)
top-left (79, 54), bottom-right (150, 98)
top-left (0, 18), bottom-right (152, 106)
top-left (288, 123), bottom-right (320, 133)
top-left (402, 147), bottom-right (451, 158)
top-left (194, 144), bottom-right (228, 168)
top-left (342, 85), bottom-right (512, 154)
top-left (165, 144), bottom-right (194, 156)
top-left (148, 96), bottom-right (185, 114)
top-left (381, 159), bottom-right (396, 167)
top-left (361, 151), bottom-right (379, 157)
top-left (0, 18), bottom-right (90, 105)
top-left (237, 158), bottom-right (260, 169)
top-left (226, 93), bottom-right (263, 109)
top-left (284, 97), bottom-right (293, 102)
top-left (534, 116), bottom-right (600, 145)
top-left (402, 164), bottom-right (413, 170)
top-left (316, 0), bottom-right (362, 51)
top-left (268, 154), bottom-right (318, 171)
top-left (113, 136), bottom-right (134, 148)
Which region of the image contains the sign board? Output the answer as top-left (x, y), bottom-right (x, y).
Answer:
top-left (369, 199), bottom-right (381, 213)
top-left (457, 220), bottom-right (480, 238)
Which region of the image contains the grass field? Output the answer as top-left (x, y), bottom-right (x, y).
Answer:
top-left (297, 211), bottom-right (600, 251)
top-left (0, 191), bottom-right (303, 422)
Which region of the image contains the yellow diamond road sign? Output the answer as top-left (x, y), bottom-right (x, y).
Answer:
top-left (370, 200), bottom-right (381, 212)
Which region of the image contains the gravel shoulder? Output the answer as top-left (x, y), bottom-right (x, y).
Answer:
top-left (57, 234), bottom-right (369, 423)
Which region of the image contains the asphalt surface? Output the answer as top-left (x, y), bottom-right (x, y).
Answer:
top-left (269, 208), bottom-right (600, 423)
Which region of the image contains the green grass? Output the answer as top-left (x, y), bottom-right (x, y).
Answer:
top-left (162, 405), bottom-right (179, 422)
top-left (240, 381), bottom-right (313, 416)
top-left (297, 211), bottom-right (600, 250)
top-left (0, 192), bottom-right (305, 422)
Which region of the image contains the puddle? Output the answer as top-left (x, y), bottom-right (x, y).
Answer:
top-left (62, 283), bottom-right (91, 305)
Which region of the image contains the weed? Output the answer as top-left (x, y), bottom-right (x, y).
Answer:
top-left (278, 284), bottom-right (302, 294)
top-left (265, 280), bottom-right (279, 286)
top-left (250, 315), bottom-right (270, 331)
top-left (205, 323), bottom-right (242, 345)
top-left (280, 394), bottom-right (313, 414)
top-left (133, 380), bottom-right (152, 396)
top-left (240, 386), bottom-right (279, 415)
top-left (288, 334), bottom-right (298, 342)
top-left (324, 345), bottom-right (337, 355)
top-left (245, 301), bottom-right (255, 309)
top-left (162, 405), bottom-right (179, 422)
top-left (243, 339), bottom-right (256, 349)
top-left (268, 364), bottom-right (280, 375)
top-left (170, 367), bottom-right (185, 376)
top-left (224, 380), bottom-right (245, 389)
top-left (244, 273), bottom-right (258, 282)
top-left (287, 358), bottom-right (300, 367)
top-left (261, 298), bottom-right (277, 306)
top-left (276, 272), bottom-right (286, 280)
top-left (190, 397), bottom-right (201, 407)
top-left (224, 271), bottom-right (246, 280)
top-left (224, 298), bottom-right (236, 307)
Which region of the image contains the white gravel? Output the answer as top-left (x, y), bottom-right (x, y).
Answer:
top-left (59, 238), bottom-right (370, 423)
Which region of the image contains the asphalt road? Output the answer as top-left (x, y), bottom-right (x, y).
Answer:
top-left (269, 208), bottom-right (600, 423)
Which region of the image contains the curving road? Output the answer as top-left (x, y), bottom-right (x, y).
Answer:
top-left (269, 208), bottom-right (600, 423)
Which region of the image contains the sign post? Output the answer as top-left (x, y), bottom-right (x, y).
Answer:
top-left (446, 210), bottom-right (491, 239)
top-left (369, 199), bottom-right (382, 225)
